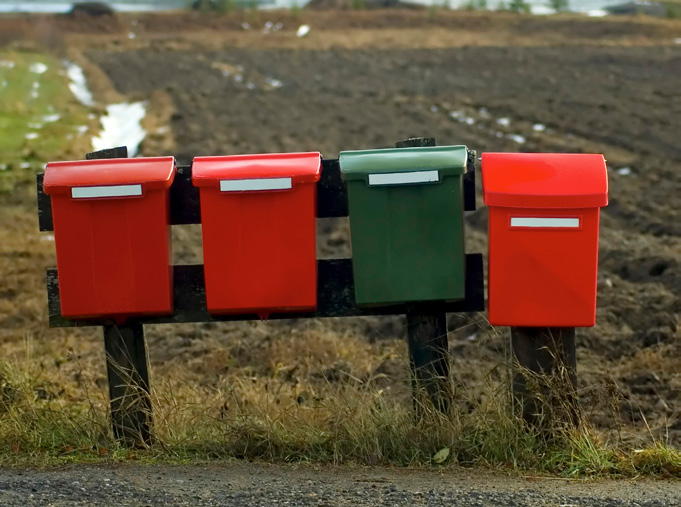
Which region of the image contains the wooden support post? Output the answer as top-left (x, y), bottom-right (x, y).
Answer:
top-left (406, 306), bottom-right (451, 414)
top-left (511, 327), bottom-right (579, 431)
top-left (103, 323), bottom-right (153, 446)
top-left (396, 137), bottom-right (452, 415)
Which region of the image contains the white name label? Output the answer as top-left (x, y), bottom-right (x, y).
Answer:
top-left (510, 217), bottom-right (580, 228)
top-left (368, 170), bottom-right (439, 186)
top-left (220, 178), bottom-right (292, 192)
top-left (71, 184), bottom-right (142, 199)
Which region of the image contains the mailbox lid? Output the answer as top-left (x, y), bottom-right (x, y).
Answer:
top-left (339, 145), bottom-right (467, 184)
top-left (43, 157), bottom-right (176, 196)
top-left (192, 152), bottom-right (321, 189)
top-left (482, 153), bottom-right (608, 209)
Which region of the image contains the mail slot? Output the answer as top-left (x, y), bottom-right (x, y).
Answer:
top-left (339, 145), bottom-right (468, 306)
top-left (482, 153), bottom-right (609, 327)
top-left (43, 157), bottom-right (176, 321)
top-left (192, 152), bottom-right (321, 317)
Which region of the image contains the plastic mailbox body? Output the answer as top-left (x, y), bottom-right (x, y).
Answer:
top-left (192, 152), bottom-right (322, 317)
top-left (43, 157), bottom-right (176, 321)
top-left (339, 145), bottom-right (468, 306)
top-left (482, 153), bottom-right (609, 327)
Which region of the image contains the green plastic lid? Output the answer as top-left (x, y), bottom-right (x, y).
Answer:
top-left (339, 145), bottom-right (468, 183)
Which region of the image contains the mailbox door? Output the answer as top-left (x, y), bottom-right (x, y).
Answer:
top-left (347, 177), bottom-right (465, 306)
top-left (53, 190), bottom-right (173, 319)
top-left (488, 206), bottom-right (601, 327)
top-left (199, 182), bottom-right (317, 316)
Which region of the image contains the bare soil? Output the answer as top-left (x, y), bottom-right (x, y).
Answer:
top-left (0, 10), bottom-right (680, 450)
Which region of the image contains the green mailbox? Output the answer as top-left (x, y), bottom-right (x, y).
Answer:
top-left (339, 145), bottom-right (468, 306)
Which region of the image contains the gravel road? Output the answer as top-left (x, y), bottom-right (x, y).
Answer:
top-left (0, 463), bottom-right (679, 506)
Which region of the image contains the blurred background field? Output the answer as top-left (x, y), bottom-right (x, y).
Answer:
top-left (0, 4), bottom-right (679, 472)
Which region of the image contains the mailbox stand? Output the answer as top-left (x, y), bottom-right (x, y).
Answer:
top-left (89, 147), bottom-right (153, 446)
top-left (482, 152), bottom-right (608, 431)
top-left (396, 137), bottom-right (453, 415)
top-left (37, 140), bottom-right (483, 445)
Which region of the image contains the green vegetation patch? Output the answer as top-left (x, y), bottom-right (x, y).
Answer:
top-left (0, 50), bottom-right (93, 192)
top-left (0, 358), bottom-right (679, 477)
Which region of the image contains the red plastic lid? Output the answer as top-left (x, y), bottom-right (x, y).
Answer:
top-left (192, 152), bottom-right (322, 188)
top-left (482, 153), bottom-right (608, 209)
top-left (43, 157), bottom-right (176, 196)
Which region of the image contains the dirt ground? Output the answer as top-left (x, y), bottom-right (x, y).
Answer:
top-left (0, 10), bottom-right (680, 450)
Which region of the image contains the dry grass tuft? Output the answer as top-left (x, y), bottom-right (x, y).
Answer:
top-left (0, 340), bottom-right (678, 476)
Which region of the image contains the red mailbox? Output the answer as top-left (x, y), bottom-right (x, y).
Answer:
top-left (482, 153), bottom-right (608, 327)
top-left (43, 157), bottom-right (176, 321)
top-left (192, 152), bottom-right (321, 317)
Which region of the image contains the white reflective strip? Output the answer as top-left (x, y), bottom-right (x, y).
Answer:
top-left (510, 217), bottom-right (580, 228)
top-left (71, 184), bottom-right (142, 199)
top-left (219, 178), bottom-right (292, 192)
top-left (368, 170), bottom-right (439, 186)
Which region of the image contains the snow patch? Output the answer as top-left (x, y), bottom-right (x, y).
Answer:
top-left (296, 25), bottom-right (310, 38)
top-left (507, 134), bottom-right (526, 144)
top-left (65, 62), bottom-right (95, 107)
top-left (265, 77), bottom-right (283, 89)
top-left (29, 62), bottom-right (49, 74)
top-left (532, 123), bottom-right (546, 132)
top-left (497, 117), bottom-right (511, 127)
top-left (449, 110), bottom-right (475, 125)
top-left (91, 102), bottom-right (147, 157)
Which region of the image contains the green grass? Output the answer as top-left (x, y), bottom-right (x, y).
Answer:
top-left (0, 50), bottom-right (93, 192)
top-left (0, 358), bottom-right (678, 476)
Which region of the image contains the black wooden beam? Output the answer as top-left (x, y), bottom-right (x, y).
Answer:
top-left (86, 146), bottom-right (128, 160)
top-left (46, 254), bottom-right (484, 328)
top-left (36, 153), bottom-right (477, 232)
top-left (36, 172), bottom-right (52, 233)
